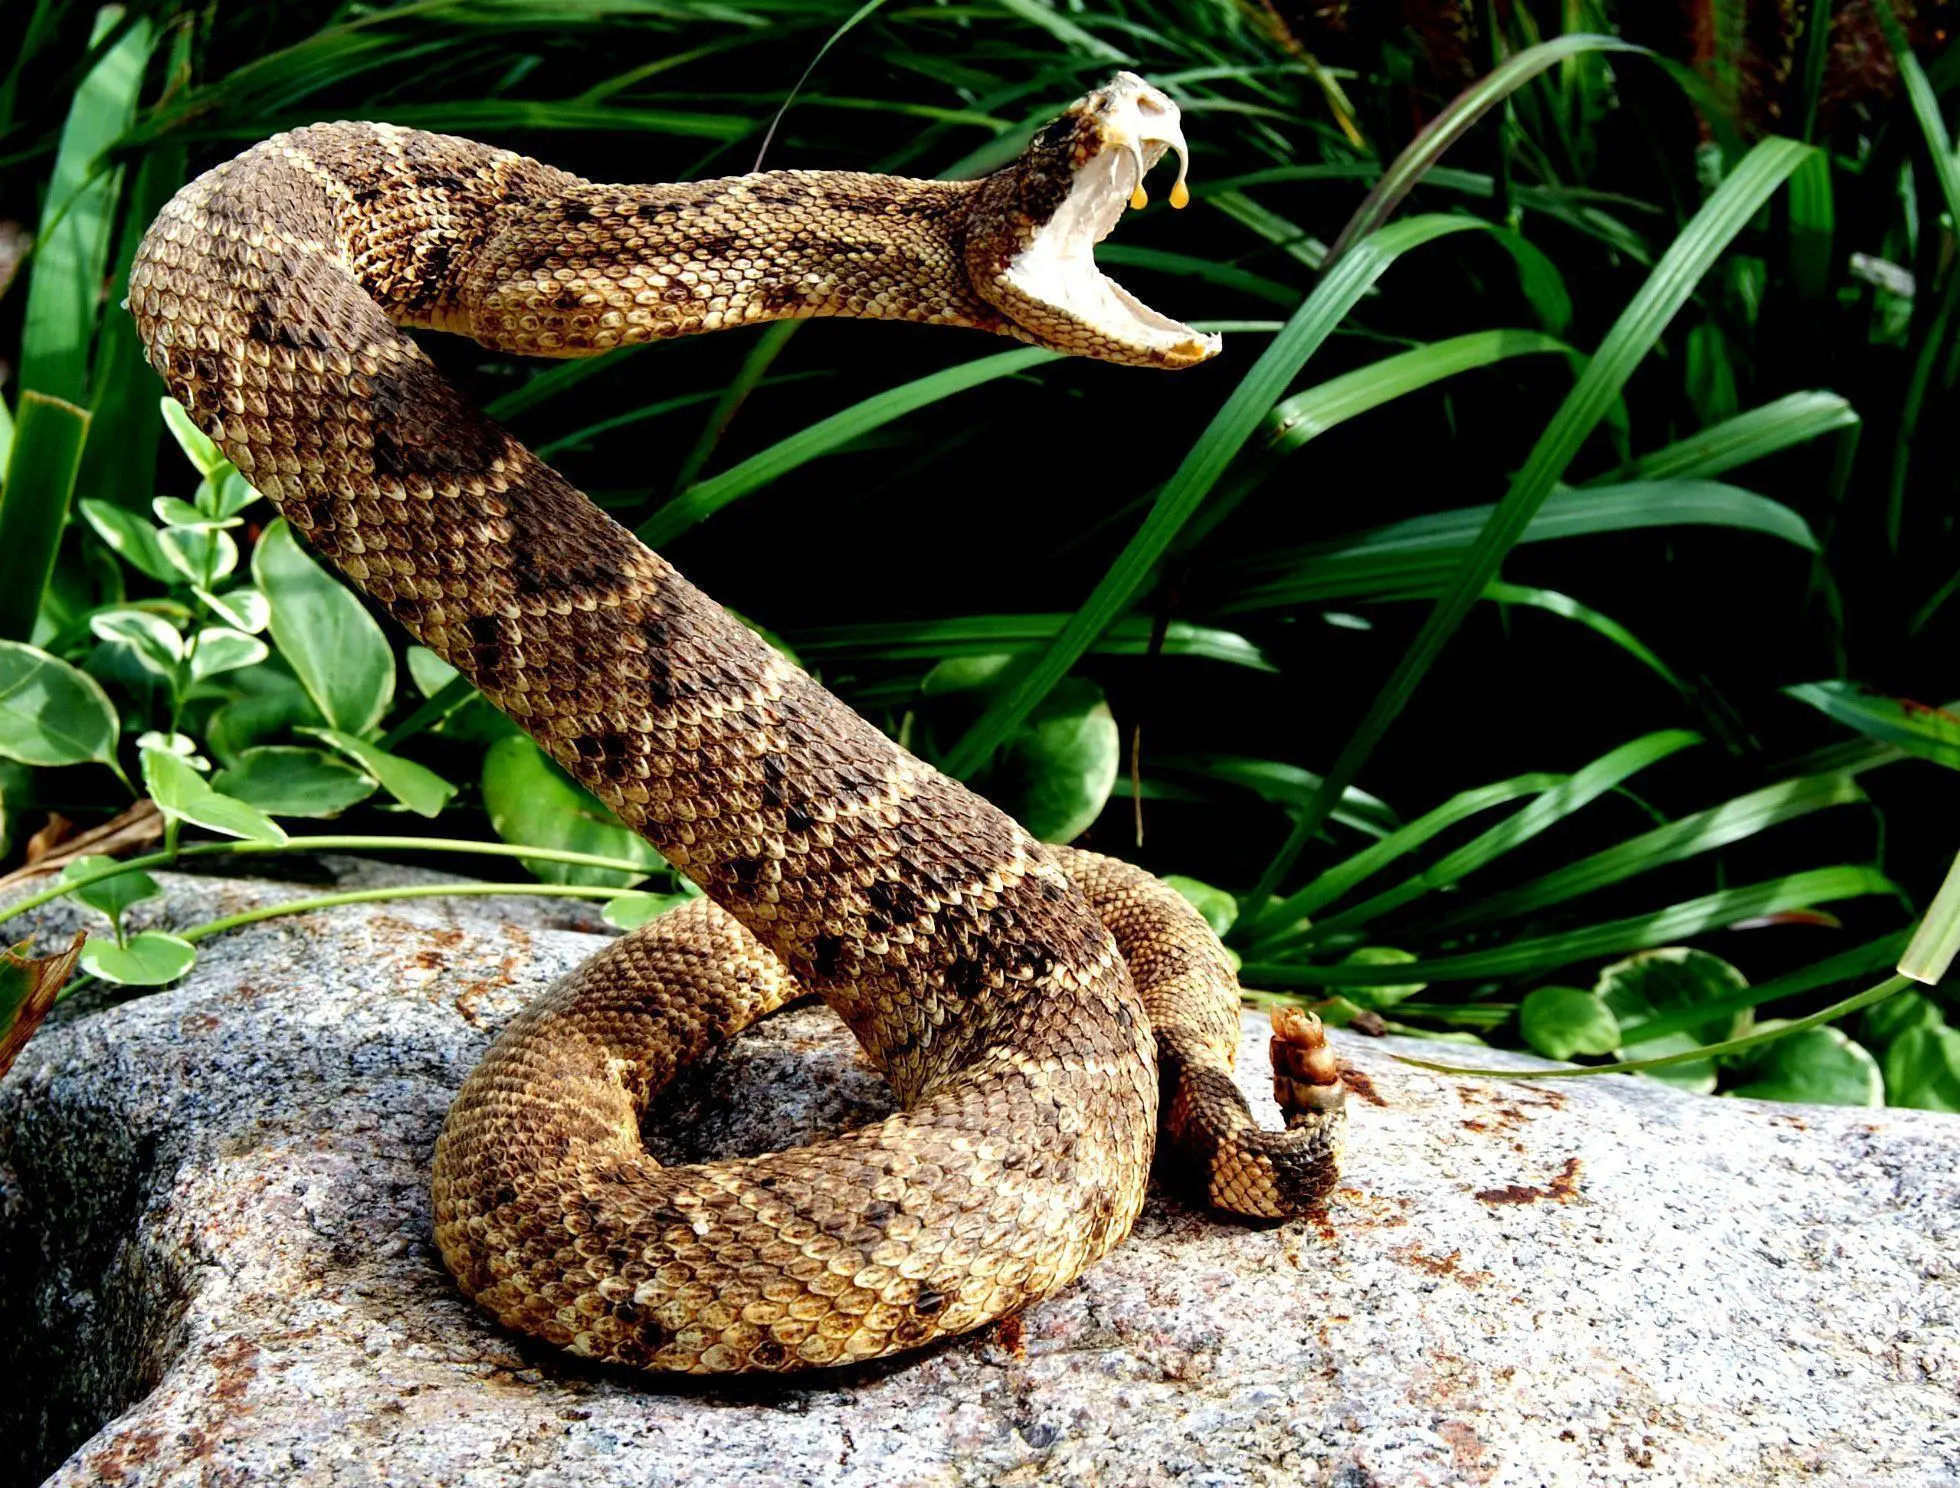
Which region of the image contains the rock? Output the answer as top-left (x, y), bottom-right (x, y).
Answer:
top-left (2, 867), bottom-right (1956, 1488)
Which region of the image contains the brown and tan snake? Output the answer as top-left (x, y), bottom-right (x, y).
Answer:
top-left (129, 72), bottom-right (1346, 1375)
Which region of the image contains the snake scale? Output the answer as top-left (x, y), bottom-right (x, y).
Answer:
top-left (129, 73), bottom-right (1346, 1374)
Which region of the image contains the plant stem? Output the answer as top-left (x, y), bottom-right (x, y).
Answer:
top-left (0, 834), bottom-right (673, 929)
top-left (1392, 974), bottom-right (1913, 1080)
top-left (176, 881), bottom-right (628, 943)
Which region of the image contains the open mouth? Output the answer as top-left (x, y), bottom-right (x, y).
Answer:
top-left (1001, 77), bottom-right (1221, 368)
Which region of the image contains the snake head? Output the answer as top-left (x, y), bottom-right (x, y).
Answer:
top-left (965, 73), bottom-right (1221, 370)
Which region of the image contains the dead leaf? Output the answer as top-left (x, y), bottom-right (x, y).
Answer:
top-left (0, 932), bottom-right (85, 1079)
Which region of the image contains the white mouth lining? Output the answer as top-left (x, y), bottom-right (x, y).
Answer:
top-left (1001, 140), bottom-right (1220, 360)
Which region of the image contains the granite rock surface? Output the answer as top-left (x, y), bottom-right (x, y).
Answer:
top-left (1, 866), bottom-right (1955, 1488)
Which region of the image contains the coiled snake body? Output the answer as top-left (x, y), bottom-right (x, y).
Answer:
top-left (130, 74), bottom-right (1345, 1374)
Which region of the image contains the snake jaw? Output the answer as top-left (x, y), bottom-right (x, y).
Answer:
top-left (975, 72), bottom-right (1221, 370)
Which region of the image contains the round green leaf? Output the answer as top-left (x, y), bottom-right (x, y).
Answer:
top-left (159, 524), bottom-right (238, 584)
top-left (1162, 874), bottom-right (1239, 938)
top-left (153, 495), bottom-right (237, 530)
top-left (213, 746), bottom-right (377, 818)
top-left (1599, 947), bottom-right (1753, 1093)
top-left (303, 727), bottom-right (455, 818)
top-left (995, 677), bottom-right (1118, 844)
top-left (205, 666), bottom-right (325, 767)
top-left (193, 586), bottom-right (271, 635)
top-left (1881, 1025), bottom-right (1960, 1113)
top-left (1519, 985), bottom-right (1621, 1060)
top-left (482, 735), bottom-right (664, 888)
top-left (142, 745), bottom-right (287, 845)
top-left (59, 854), bottom-right (163, 928)
top-left (253, 519), bottom-right (394, 736)
top-left (90, 608), bottom-right (183, 672)
top-left (199, 469), bottom-right (260, 521)
top-left (161, 396), bottom-right (224, 477)
top-left (1861, 990), bottom-right (1944, 1048)
top-left (80, 930), bottom-right (197, 987)
top-left (1339, 946), bottom-right (1426, 1007)
top-left (1727, 1024), bottom-right (1883, 1107)
top-left (79, 499), bottom-right (178, 584)
top-left (603, 889), bottom-right (697, 931)
top-left (189, 626), bottom-right (269, 682)
top-left (0, 639), bottom-right (120, 769)
top-left (407, 645), bottom-right (460, 698)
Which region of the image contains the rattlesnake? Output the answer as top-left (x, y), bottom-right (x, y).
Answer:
top-left (129, 72), bottom-right (1346, 1375)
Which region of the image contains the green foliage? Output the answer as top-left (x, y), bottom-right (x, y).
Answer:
top-left (1519, 986), bottom-right (1620, 1060)
top-left (79, 930), bottom-right (196, 987)
top-left (0, 639), bottom-right (121, 771)
top-left (1, 0), bottom-right (1955, 1107)
top-left (254, 520), bottom-right (394, 737)
top-left (481, 736), bottom-right (666, 889)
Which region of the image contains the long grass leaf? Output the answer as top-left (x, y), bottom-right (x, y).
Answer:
top-left (1247, 773), bottom-right (1567, 933)
top-left (1398, 973), bottom-right (1913, 1080)
top-left (1325, 34), bottom-right (1647, 266)
top-left (793, 614), bottom-right (1275, 670)
top-left (1304, 729), bottom-right (1702, 939)
top-left (18, 8), bottom-right (154, 406)
top-left (1619, 931), bottom-right (1910, 1044)
top-left (1785, 681), bottom-right (1960, 769)
top-left (1481, 582), bottom-right (1687, 693)
top-left (941, 213), bottom-right (1493, 780)
top-left (636, 346), bottom-right (1058, 546)
top-left (1245, 138), bottom-right (1815, 919)
top-left (1179, 328), bottom-right (1576, 555)
top-left (1604, 390), bottom-right (1858, 483)
top-left (1901, 850), bottom-right (1960, 984)
top-left (0, 393), bottom-right (92, 642)
top-left (1241, 864), bottom-right (1895, 986)
top-left (1215, 480), bottom-right (1817, 612)
top-left (1429, 770), bottom-right (1869, 933)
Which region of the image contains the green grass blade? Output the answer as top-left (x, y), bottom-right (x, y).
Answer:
top-left (1480, 582), bottom-right (1687, 693)
top-left (793, 614), bottom-right (1275, 670)
top-left (1429, 770), bottom-right (1869, 933)
top-left (750, 0), bottom-right (890, 172)
top-left (1241, 864), bottom-right (1896, 986)
top-left (1397, 973), bottom-right (1913, 1081)
top-left (1901, 850), bottom-right (1960, 984)
top-left (1875, 2), bottom-right (1960, 228)
top-left (1795, 0), bottom-right (1833, 142)
top-left (1215, 479), bottom-right (1817, 612)
top-left (0, 393), bottom-right (92, 642)
top-left (669, 321), bottom-right (805, 495)
top-left (1785, 682), bottom-right (1960, 769)
top-left (79, 133), bottom-right (188, 512)
top-left (484, 346), bottom-right (649, 422)
top-left (1324, 33), bottom-right (1648, 266)
top-left (1155, 755), bottom-right (1399, 838)
top-left (940, 213), bottom-right (1494, 781)
top-left (1266, 331), bottom-right (1575, 457)
top-left (1618, 931), bottom-right (1910, 1045)
top-left (1179, 328), bottom-right (1576, 555)
top-left (636, 347), bottom-right (1058, 547)
top-left (1304, 729), bottom-right (1702, 939)
top-left (1244, 137), bottom-right (1815, 921)
top-left (1604, 391), bottom-right (1858, 483)
top-left (17, 7), bottom-right (154, 406)
top-left (1247, 772), bottom-right (1567, 934)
